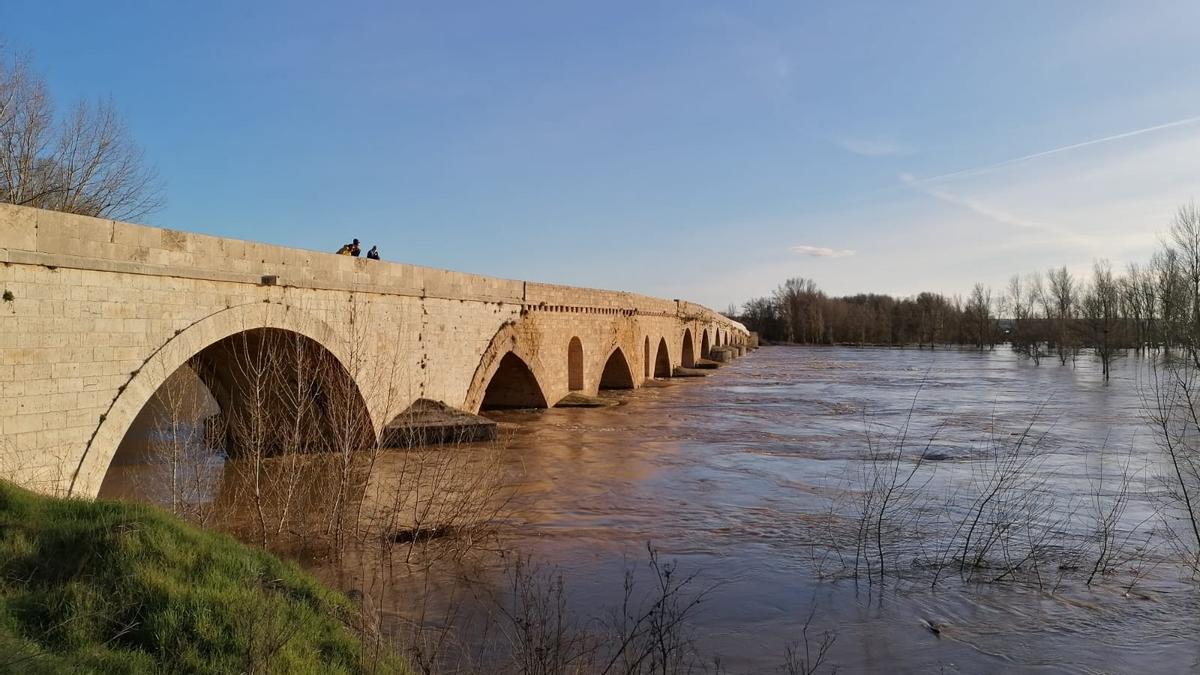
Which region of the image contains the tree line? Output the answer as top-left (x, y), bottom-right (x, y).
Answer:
top-left (731, 203), bottom-right (1200, 382)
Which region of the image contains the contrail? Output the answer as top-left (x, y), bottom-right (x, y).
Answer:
top-left (909, 113), bottom-right (1200, 184)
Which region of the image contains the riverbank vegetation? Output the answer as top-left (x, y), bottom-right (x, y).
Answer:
top-left (731, 202), bottom-right (1200, 598)
top-left (0, 479), bottom-right (405, 673)
top-left (110, 318), bottom-right (830, 674)
top-left (814, 400), bottom-right (1158, 593)
top-left (732, 203), bottom-right (1200, 382)
top-left (0, 466), bottom-right (838, 673)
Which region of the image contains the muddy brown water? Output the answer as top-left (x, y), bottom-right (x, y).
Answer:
top-left (105, 346), bottom-right (1200, 673)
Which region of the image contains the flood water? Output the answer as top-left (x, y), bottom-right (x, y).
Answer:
top-left (400, 346), bottom-right (1200, 674)
top-left (104, 345), bottom-right (1200, 673)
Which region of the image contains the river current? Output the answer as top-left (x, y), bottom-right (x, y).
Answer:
top-left (421, 346), bottom-right (1198, 673)
top-left (103, 345), bottom-right (1200, 673)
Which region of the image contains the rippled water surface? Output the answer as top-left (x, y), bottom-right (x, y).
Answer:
top-left (440, 346), bottom-right (1200, 673)
top-left (101, 345), bottom-right (1200, 672)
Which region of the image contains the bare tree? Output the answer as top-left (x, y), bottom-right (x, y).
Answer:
top-left (1006, 274), bottom-right (1038, 360)
top-left (966, 283), bottom-right (993, 350)
top-left (1047, 267), bottom-right (1078, 365)
top-left (1153, 249), bottom-right (1184, 353)
top-left (1080, 260), bottom-right (1122, 382)
top-left (1147, 357), bottom-right (1200, 573)
top-left (780, 603), bottom-right (838, 675)
top-left (0, 44), bottom-right (162, 221)
top-left (1172, 204), bottom-right (1200, 350)
top-left (1025, 271), bottom-right (1046, 364)
top-left (1123, 263), bottom-right (1147, 353)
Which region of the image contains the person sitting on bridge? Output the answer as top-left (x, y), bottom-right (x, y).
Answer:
top-left (336, 239), bottom-right (361, 256)
top-left (366, 245), bottom-right (380, 260)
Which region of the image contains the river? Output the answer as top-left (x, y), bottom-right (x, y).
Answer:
top-left (104, 345), bottom-right (1200, 673)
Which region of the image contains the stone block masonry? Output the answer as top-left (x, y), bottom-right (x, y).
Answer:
top-left (0, 203), bottom-right (751, 497)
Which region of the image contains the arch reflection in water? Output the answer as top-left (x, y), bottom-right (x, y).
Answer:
top-left (99, 327), bottom-right (375, 528)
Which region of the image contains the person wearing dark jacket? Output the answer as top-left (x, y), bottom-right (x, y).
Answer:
top-left (366, 245), bottom-right (380, 260)
top-left (336, 239), bottom-right (361, 256)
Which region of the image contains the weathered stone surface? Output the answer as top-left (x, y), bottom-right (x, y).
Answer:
top-left (381, 399), bottom-right (497, 447)
top-left (553, 392), bottom-right (620, 408)
top-left (708, 347), bottom-right (735, 362)
top-left (0, 203), bottom-right (752, 497)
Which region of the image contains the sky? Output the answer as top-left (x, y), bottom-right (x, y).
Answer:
top-left (5, 1), bottom-right (1200, 310)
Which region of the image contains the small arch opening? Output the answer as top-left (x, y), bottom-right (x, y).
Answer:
top-left (567, 337), bottom-right (584, 391)
top-left (599, 348), bottom-right (635, 389)
top-left (654, 338), bottom-right (671, 377)
top-left (682, 329), bottom-right (696, 368)
top-left (643, 336), bottom-right (651, 378)
top-left (701, 329), bottom-right (711, 359)
top-left (482, 352), bottom-right (549, 410)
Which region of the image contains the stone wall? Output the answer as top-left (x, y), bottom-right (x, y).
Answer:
top-left (0, 204), bottom-right (749, 497)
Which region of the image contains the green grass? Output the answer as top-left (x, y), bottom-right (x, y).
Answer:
top-left (0, 481), bottom-right (408, 674)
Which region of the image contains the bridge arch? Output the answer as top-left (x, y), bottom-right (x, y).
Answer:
top-left (480, 353), bottom-right (548, 409)
top-left (681, 328), bottom-right (696, 368)
top-left (701, 329), bottom-right (711, 359)
top-left (653, 337), bottom-right (671, 377)
top-left (465, 321), bottom-right (553, 412)
top-left (599, 347), bottom-right (635, 389)
top-left (71, 302), bottom-right (374, 498)
top-left (567, 337), bottom-right (584, 391)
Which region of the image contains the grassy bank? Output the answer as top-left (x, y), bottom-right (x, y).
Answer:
top-left (0, 481), bottom-right (406, 674)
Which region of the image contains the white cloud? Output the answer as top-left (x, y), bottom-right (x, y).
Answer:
top-left (837, 138), bottom-right (911, 157)
top-left (791, 245), bottom-right (855, 258)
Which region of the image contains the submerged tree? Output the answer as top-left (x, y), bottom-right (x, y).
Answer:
top-left (966, 283), bottom-right (994, 350)
top-left (1080, 260), bottom-right (1122, 381)
top-left (0, 43), bottom-right (162, 221)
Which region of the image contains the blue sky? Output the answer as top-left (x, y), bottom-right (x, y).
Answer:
top-left (6, 2), bottom-right (1200, 310)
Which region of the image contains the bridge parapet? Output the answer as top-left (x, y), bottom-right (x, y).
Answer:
top-left (0, 204), bottom-right (745, 338)
top-left (0, 204), bottom-right (525, 303)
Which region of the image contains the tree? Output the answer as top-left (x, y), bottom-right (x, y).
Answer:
top-left (1154, 248), bottom-right (1185, 353)
top-left (914, 292), bottom-right (948, 348)
top-left (774, 278), bottom-right (827, 344)
top-left (1006, 275), bottom-right (1031, 358)
top-left (1172, 204), bottom-right (1200, 362)
top-left (1081, 260), bottom-right (1121, 382)
top-left (1122, 263), bottom-right (1146, 353)
top-left (1048, 266), bottom-right (1078, 365)
top-left (1024, 271), bottom-right (1046, 364)
top-left (966, 283), bottom-right (993, 350)
top-left (0, 44), bottom-right (162, 221)
top-left (740, 296), bottom-right (784, 342)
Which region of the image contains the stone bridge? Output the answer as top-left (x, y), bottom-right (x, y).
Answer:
top-left (0, 204), bottom-right (750, 497)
